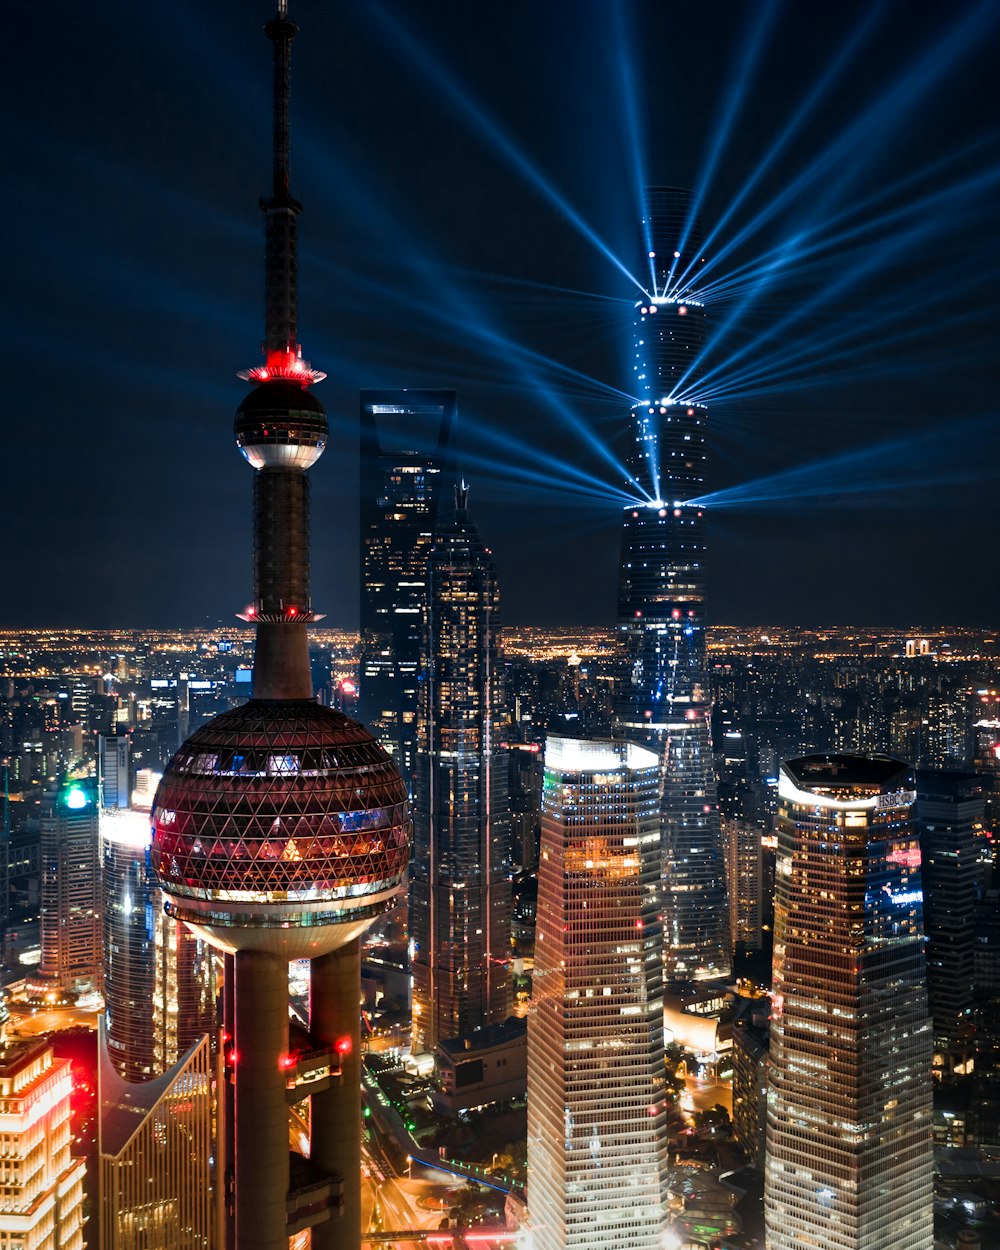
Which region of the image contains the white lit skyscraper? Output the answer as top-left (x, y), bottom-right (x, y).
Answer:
top-left (765, 754), bottom-right (933, 1250)
top-left (527, 736), bottom-right (667, 1250)
top-left (0, 1032), bottom-right (86, 1250)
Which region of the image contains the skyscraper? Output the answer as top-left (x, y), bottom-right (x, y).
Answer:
top-left (358, 389), bottom-right (456, 787)
top-left (150, 8), bottom-right (410, 1250)
top-left (0, 1034), bottom-right (86, 1250)
top-left (528, 735), bottom-right (668, 1250)
top-left (915, 769), bottom-right (982, 1061)
top-left (411, 484), bottom-right (511, 1052)
top-left (102, 806), bottom-right (215, 1083)
top-left (38, 780), bottom-right (102, 996)
top-left (99, 735), bottom-right (130, 809)
top-left (98, 1028), bottom-right (215, 1250)
top-left (615, 187), bottom-right (728, 982)
top-left (765, 754), bottom-right (933, 1250)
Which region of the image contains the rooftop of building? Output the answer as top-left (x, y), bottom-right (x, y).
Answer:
top-left (915, 768), bottom-right (984, 800)
top-left (783, 753), bottom-right (910, 791)
top-left (437, 1015), bottom-right (527, 1059)
top-left (0, 1037), bottom-right (50, 1079)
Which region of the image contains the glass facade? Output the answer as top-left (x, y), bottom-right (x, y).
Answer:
top-left (98, 1027), bottom-right (214, 1250)
top-left (615, 187), bottom-right (728, 982)
top-left (358, 390), bottom-right (456, 789)
top-left (151, 700), bottom-right (410, 928)
top-left (765, 754), bottom-right (933, 1250)
top-left (102, 809), bottom-right (215, 1083)
top-left (38, 782), bottom-right (102, 994)
top-left (527, 736), bottom-right (668, 1250)
top-left (411, 488), bottom-right (511, 1051)
top-left (915, 769), bottom-right (982, 1058)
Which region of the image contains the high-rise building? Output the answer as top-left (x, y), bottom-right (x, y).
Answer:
top-left (358, 388), bottom-right (456, 787)
top-left (731, 1008), bottom-right (769, 1167)
top-left (0, 1032), bottom-right (86, 1250)
top-left (764, 754), bottom-right (933, 1250)
top-left (150, 8), bottom-right (410, 1250)
top-left (38, 780), bottom-right (102, 996)
top-left (527, 736), bottom-right (667, 1250)
top-left (411, 484), bottom-right (511, 1052)
top-left (99, 735), bottom-right (130, 810)
top-left (98, 1027), bottom-right (215, 1250)
top-left (103, 809), bottom-right (157, 1081)
top-left (723, 817), bottom-right (763, 956)
top-left (102, 807), bottom-right (215, 1083)
top-left (614, 187), bottom-right (728, 982)
top-left (970, 887), bottom-right (1000, 1148)
top-left (915, 769), bottom-right (982, 1061)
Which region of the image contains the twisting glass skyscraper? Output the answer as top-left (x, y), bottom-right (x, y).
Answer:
top-left (765, 755), bottom-right (933, 1250)
top-left (615, 187), bottom-right (728, 981)
top-left (411, 484), bottom-right (511, 1052)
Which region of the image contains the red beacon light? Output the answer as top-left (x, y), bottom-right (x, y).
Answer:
top-left (335, 1036), bottom-right (352, 1057)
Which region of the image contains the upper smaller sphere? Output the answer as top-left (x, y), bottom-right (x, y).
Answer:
top-left (235, 381), bottom-right (328, 470)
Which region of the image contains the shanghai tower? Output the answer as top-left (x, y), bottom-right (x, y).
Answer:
top-left (615, 187), bottom-right (728, 981)
top-left (150, 7), bottom-right (411, 1250)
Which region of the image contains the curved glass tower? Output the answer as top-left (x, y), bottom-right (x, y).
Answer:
top-left (615, 187), bottom-right (728, 981)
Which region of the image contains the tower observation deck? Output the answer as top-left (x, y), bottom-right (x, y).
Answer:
top-left (615, 187), bottom-right (729, 982)
top-left (150, 7), bottom-right (411, 1250)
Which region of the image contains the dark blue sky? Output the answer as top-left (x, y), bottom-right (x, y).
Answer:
top-left (6, 0), bottom-right (1000, 627)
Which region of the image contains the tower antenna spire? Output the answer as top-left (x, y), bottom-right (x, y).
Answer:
top-left (240, 0), bottom-right (324, 384)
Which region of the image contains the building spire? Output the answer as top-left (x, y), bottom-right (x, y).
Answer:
top-left (240, 0), bottom-right (324, 387)
top-left (234, 1), bottom-right (330, 699)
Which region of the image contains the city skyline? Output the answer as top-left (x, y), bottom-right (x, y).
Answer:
top-left (5, 1), bottom-right (1000, 628)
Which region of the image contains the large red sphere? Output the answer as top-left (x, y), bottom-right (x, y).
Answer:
top-left (151, 700), bottom-right (410, 954)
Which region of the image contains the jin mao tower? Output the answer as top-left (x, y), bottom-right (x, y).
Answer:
top-left (150, 8), bottom-right (411, 1250)
top-left (615, 187), bottom-right (728, 980)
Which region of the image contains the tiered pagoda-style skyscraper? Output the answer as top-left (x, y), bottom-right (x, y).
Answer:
top-left (615, 187), bottom-right (728, 981)
top-left (410, 484), bottom-right (511, 1053)
top-left (150, 8), bottom-right (410, 1250)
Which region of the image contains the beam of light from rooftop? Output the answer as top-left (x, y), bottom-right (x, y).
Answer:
top-left (672, 183), bottom-right (996, 401)
top-left (683, 0), bottom-right (996, 297)
top-left (690, 140), bottom-right (1000, 306)
top-left (666, 0), bottom-right (780, 295)
top-left (685, 414), bottom-right (1000, 510)
top-left (609, 3), bottom-right (651, 269)
top-left (671, 1), bottom-right (888, 297)
top-left (365, 0), bottom-right (648, 298)
top-left (680, 250), bottom-right (998, 407)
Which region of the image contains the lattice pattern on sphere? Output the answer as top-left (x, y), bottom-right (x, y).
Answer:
top-left (151, 700), bottom-right (410, 906)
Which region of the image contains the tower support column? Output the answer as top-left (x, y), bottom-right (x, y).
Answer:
top-left (234, 949), bottom-right (289, 1250)
top-left (309, 940), bottom-right (362, 1250)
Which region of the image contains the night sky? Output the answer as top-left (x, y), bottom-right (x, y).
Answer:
top-left (6, 0), bottom-right (1000, 628)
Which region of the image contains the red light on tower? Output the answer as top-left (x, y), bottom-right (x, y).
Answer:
top-left (335, 1036), bottom-right (352, 1056)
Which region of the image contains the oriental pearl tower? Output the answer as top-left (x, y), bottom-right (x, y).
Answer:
top-left (150, 7), bottom-right (411, 1250)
